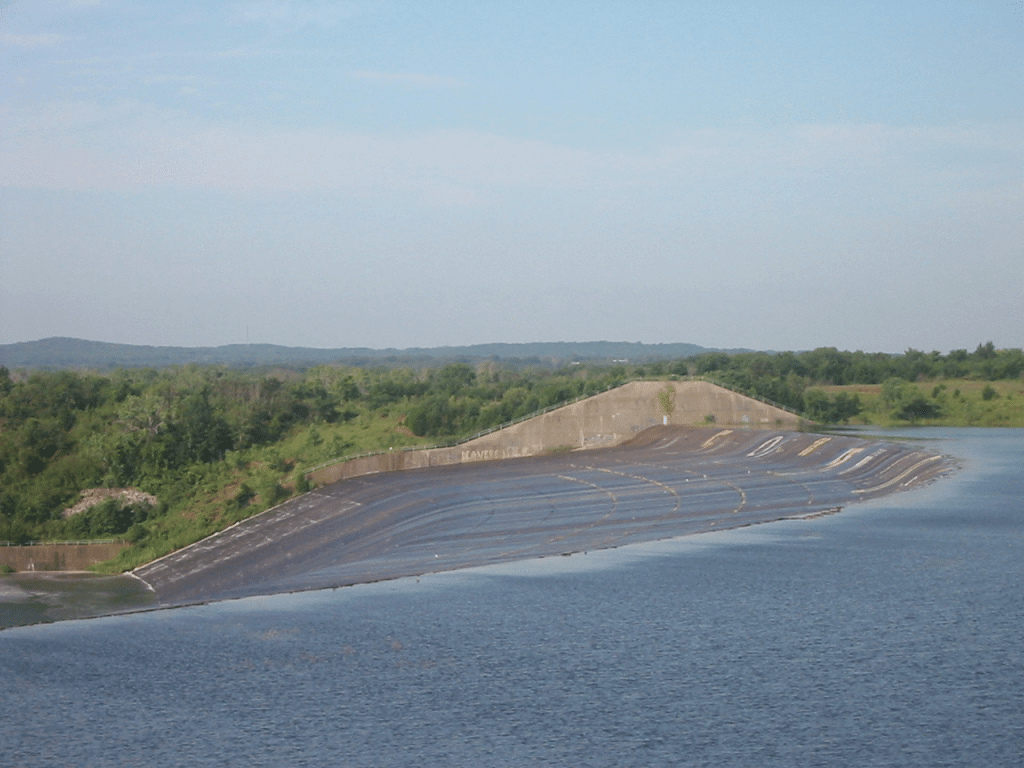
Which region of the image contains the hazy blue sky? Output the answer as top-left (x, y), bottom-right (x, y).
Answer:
top-left (2, 1), bottom-right (1022, 352)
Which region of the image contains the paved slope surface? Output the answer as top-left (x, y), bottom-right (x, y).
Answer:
top-left (135, 427), bottom-right (952, 607)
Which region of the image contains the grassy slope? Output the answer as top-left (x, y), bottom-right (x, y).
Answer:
top-left (818, 378), bottom-right (1024, 427)
top-left (96, 403), bottom-right (434, 573)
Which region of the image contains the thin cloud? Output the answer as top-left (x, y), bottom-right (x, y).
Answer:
top-left (2, 101), bottom-right (1020, 224)
top-left (231, 0), bottom-right (359, 30)
top-left (349, 70), bottom-right (462, 88)
top-left (2, 33), bottom-right (67, 47)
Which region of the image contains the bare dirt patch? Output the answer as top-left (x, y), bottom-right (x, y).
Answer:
top-left (63, 488), bottom-right (158, 519)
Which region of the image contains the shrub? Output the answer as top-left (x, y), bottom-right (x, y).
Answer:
top-left (125, 522), bottom-right (148, 544)
top-left (233, 483), bottom-right (255, 508)
top-left (260, 482), bottom-right (290, 507)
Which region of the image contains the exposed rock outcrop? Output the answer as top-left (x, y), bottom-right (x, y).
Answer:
top-left (62, 488), bottom-right (158, 519)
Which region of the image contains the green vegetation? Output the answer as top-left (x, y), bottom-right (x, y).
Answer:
top-left (658, 384), bottom-right (676, 416)
top-left (0, 362), bottom-right (627, 569)
top-left (815, 379), bottom-right (1024, 427)
top-left (1, 341), bottom-right (1021, 572)
top-left (686, 342), bottom-right (1024, 425)
top-left (801, 389), bottom-right (863, 425)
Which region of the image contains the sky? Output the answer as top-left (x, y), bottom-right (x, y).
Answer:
top-left (2, 0), bottom-right (1022, 353)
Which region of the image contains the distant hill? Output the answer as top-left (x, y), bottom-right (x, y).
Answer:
top-left (0, 338), bottom-right (751, 371)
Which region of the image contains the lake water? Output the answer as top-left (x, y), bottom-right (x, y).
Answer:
top-left (2, 428), bottom-right (1022, 767)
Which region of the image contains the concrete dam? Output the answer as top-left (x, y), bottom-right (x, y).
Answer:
top-left (133, 385), bottom-right (953, 608)
top-left (307, 379), bottom-right (804, 485)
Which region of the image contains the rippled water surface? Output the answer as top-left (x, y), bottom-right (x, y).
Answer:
top-left (3, 428), bottom-right (1022, 767)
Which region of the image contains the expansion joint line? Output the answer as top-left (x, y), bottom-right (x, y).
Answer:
top-left (584, 464), bottom-right (682, 514)
top-left (442, 494), bottom-right (510, 560)
top-left (718, 480), bottom-right (747, 513)
top-left (490, 472), bottom-right (619, 558)
top-left (765, 470), bottom-right (816, 507)
top-left (608, 456), bottom-right (746, 515)
top-left (550, 473), bottom-right (621, 537)
top-left (588, 461), bottom-right (712, 547)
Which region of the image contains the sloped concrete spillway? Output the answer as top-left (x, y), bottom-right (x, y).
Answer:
top-left (134, 427), bottom-right (953, 608)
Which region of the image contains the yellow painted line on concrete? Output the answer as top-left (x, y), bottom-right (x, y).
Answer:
top-left (701, 430), bottom-right (734, 449)
top-left (799, 437), bottom-right (832, 457)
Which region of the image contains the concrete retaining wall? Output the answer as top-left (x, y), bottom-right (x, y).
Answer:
top-left (0, 543), bottom-right (129, 572)
top-left (309, 380), bottom-right (802, 486)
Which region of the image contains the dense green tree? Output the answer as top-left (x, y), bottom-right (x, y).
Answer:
top-left (974, 341), bottom-right (997, 360)
top-left (430, 364), bottom-right (476, 396)
top-left (803, 390), bottom-right (862, 424)
top-left (692, 352), bottom-right (731, 374)
top-left (17, 417), bottom-right (71, 475)
top-left (166, 390), bottom-right (233, 466)
top-left (894, 395), bottom-right (942, 421)
top-left (880, 378), bottom-right (942, 421)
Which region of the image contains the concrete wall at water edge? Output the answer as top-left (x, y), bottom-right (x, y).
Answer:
top-left (1, 542), bottom-right (129, 572)
top-left (309, 380), bottom-right (803, 486)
